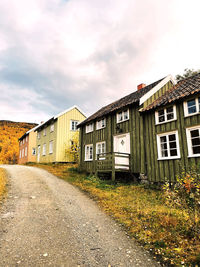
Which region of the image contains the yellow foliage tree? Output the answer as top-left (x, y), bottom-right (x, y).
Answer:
top-left (65, 131), bottom-right (79, 163)
top-left (0, 121), bottom-right (36, 164)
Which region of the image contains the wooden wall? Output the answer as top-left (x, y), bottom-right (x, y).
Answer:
top-left (143, 97), bottom-right (200, 182)
top-left (79, 104), bottom-right (145, 174)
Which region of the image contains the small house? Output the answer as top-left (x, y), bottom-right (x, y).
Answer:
top-left (77, 75), bottom-right (176, 181)
top-left (34, 105), bottom-right (86, 163)
top-left (18, 125), bottom-right (38, 164)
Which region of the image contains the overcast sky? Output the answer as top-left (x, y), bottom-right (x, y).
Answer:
top-left (0, 0), bottom-right (200, 123)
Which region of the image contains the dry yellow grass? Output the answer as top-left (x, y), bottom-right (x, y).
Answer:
top-left (0, 168), bottom-right (7, 200)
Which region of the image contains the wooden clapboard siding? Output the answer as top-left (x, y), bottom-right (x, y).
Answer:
top-left (80, 105), bottom-right (146, 174)
top-left (143, 95), bottom-right (200, 182)
top-left (36, 120), bottom-right (57, 163)
top-left (56, 107), bottom-right (86, 162)
top-left (143, 81), bottom-right (173, 108)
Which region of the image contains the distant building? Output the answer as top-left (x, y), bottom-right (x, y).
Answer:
top-left (18, 125), bottom-right (38, 164)
top-left (34, 106), bottom-right (86, 163)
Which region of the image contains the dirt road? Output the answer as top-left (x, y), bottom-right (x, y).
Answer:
top-left (0, 165), bottom-right (160, 267)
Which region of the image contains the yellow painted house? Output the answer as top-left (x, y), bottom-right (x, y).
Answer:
top-left (34, 106), bottom-right (87, 163)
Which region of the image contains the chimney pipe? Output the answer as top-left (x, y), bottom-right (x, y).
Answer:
top-left (137, 83), bottom-right (146, 90)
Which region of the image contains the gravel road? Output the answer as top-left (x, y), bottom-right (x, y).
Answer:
top-left (0, 165), bottom-right (160, 267)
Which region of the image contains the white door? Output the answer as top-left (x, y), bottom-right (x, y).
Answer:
top-left (37, 145), bottom-right (40, 162)
top-left (113, 133), bottom-right (130, 169)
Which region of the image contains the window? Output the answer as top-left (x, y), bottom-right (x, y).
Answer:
top-left (184, 97), bottom-right (200, 117)
top-left (117, 109), bottom-right (129, 123)
top-left (96, 118), bottom-right (106, 130)
top-left (155, 106), bottom-right (176, 124)
top-left (96, 142), bottom-right (106, 159)
top-left (71, 120), bottom-right (79, 131)
top-left (50, 124), bottom-right (54, 132)
top-left (32, 148), bottom-right (36, 155)
top-left (22, 149), bottom-right (24, 158)
top-left (25, 147), bottom-right (27, 157)
top-left (42, 143), bottom-right (46, 156)
top-left (37, 132), bottom-right (41, 139)
top-left (157, 131), bottom-right (180, 160)
top-left (85, 144), bottom-right (93, 161)
top-left (23, 138), bottom-right (25, 144)
top-left (86, 123), bottom-right (94, 133)
top-left (19, 150), bottom-right (21, 159)
top-left (26, 136), bottom-right (28, 142)
top-left (186, 126), bottom-right (200, 157)
top-left (49, 141), bottom-right (53, 154)
top-left (43, 128), bottom-right (46, 136)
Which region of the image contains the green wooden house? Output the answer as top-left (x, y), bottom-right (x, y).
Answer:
top-left (78, 74), bottom-right (176, 181)
top-left (140, 73), bottom-right (200, 183)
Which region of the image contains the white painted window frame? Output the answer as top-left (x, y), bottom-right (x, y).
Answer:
top-left (116, 109), bottom-right (129, 123)
top-left (42, 143), bottom-right (46, 156)
top-left (85, 144), bottom-right (93, 161)
top-left (70, 120), bottom-right (79, 131)
top-left (25, 146), bottom-right (27, 157)
top-left (157, 130), bottom-right (180, 160)
top-left (155, 105), bottom-right (177, 125)
top-left (86, 123), bottom-right (94, 133)
top-left (49, 141), bottom-right (53, 154)
top-left (96, 118), bottom-right (106, 130)
top-left (183, 97), bottom-right (200, 117)
top-left (50, 124), bottom-right (54, 133)
top-left (186, 125), bottom-right (200, 157)
top-left (37, 132), bottom-right (41, 139)
top-left (96, 141), bottom-right (106, 160)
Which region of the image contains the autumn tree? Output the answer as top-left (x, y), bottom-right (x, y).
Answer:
top-left (65, 131), bottom-right (79, 163)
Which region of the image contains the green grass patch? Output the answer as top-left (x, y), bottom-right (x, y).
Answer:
top-left (30, 163), bottom-right (200, 266)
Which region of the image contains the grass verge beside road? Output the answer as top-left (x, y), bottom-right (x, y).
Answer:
top-left (0, 168), bottom-right (7, 201)
top-left (27, 163), bottom-right (200, 266)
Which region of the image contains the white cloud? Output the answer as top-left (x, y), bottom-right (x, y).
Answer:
top-left (0, 0), bottom-right (200, 122)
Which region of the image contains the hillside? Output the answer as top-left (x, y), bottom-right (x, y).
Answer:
top-left (0, 120), bottom-right (37, 164)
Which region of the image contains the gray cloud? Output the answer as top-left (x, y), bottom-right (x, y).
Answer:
top-left (0, 0), bottom-right (200, 123)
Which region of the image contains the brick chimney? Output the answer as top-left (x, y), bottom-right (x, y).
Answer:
top-left (137, 83), bottom-right (146, 90)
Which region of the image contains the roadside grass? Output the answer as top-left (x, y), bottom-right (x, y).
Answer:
top-left (27, 163), bottom-right (200, 266)
top-left (0, 168), bottom-right (7, 201)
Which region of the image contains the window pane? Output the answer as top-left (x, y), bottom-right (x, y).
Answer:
top-left (161, 149), bottom-right (168, 157)
top-left (187, 99), bottom-right (196, 114)
top-left (167, 107), bottom-right (173, 113)
top-left (169, 134), bottom-right (176, 141)
top-left (161, 143), bottom-right (167, 150)
top-left (191, 137), bottom-right (200, 146)
top-left (191, 129), bottom-right (199, 138)
top-left (169, 141), bottom-right (177, 149)
top-left (118, 112), bottom-right (123, 121)
top-left (160, 136), bottom-right (167, 143)
top-left (158, 110), bottom-right (164, 116)
top-left (159, 115), bottom-right (165, 122)
top-left (167, 113), bottom-right (174, 120)
top-left (166, 107), bottom-right (174, 120)
top-left (170, 149), bottom-right (177, 156)
top-left (124, 110), bottom-right (128, 120)
top-left (193, 146), bottom-right (200, 154)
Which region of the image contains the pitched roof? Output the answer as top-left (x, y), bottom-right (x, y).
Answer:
top-left (18, 124), bottom-right (39, 141)
top-left (78, 77), bottom-right (165, 127)
top-left (141, 73), bottom-right (200, 112)
top-left (34, 105), bottom-right (86, 132)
